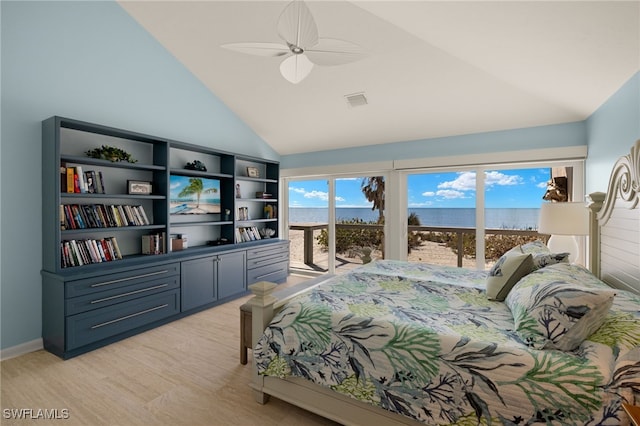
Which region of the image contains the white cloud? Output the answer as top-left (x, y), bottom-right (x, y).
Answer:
top-left (437, 171), bottom-right (522, 193)
top-left (436, 189), bottom-right (466, 199)
top-left (421, 191), bottom-right (436, 197)
top-left (438, 172), bottom-right (476, 191)
top-left (485, 171), bottom-right (523, 187)
top-left (290, 187), bottom-right (306, 194)
top-left (304, 190), bottom-right (329, 201)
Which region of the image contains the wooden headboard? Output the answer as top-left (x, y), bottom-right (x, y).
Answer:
top-left (589, 139), bottom-right (640, 295)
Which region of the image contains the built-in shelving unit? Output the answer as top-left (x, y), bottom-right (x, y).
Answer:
top-left (41, 116), bottom-right (288, 359)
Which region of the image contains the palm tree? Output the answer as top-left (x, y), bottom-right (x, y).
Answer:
top-left (361, 176), bottom-right (385, 223)
top-left (178, 178), bottom-right (217, 208)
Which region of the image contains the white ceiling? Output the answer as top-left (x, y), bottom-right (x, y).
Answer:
top-left (119, 1), bottom-right (640, 156)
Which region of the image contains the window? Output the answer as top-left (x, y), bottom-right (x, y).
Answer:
top-left (407, 171), bottom-right (476, 267)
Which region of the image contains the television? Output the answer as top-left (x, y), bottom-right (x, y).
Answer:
top-left (170, 175), bottom-right (221, 215)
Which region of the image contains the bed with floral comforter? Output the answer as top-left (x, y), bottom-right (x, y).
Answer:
top-left (254, 259), bottom-right (640, 425)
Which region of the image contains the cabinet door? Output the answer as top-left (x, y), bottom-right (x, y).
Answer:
top-left (181, 257), bottom-right (216, 311)
top-left (217, 251), bottom-right (246, 300)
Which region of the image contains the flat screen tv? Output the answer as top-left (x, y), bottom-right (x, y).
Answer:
top-left (170, 175), bottom-right (221, 215)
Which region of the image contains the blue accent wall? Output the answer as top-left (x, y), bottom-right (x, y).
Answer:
top-left (586, 72), bottom-right (640, 194)
top-left (0, 1), bottom-right (277, 350)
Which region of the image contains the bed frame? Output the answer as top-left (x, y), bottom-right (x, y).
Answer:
top-left (248, 139), bottom-right (640, 426)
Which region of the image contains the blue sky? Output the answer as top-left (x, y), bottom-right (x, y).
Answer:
top-left (289, 168), bottom-right (551, 209)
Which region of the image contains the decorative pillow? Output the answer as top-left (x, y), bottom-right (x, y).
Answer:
top-left (505, 264), bottom-right (615, 351)
top-left (519, 240), bottom-right (551, 255)
top-left (516, 240), bottom-right (569, 270)
top-left (486, 250), bottom-right (533, 301)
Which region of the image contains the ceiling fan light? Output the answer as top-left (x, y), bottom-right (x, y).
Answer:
top-left (280, 54), bottom-right (314, 84)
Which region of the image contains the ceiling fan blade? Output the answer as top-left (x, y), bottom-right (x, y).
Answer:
top-left (221, 42), bottom-right (290, 57)
top-left (280, 54), bottom-right (314, 84)
top-left (305, 38), bottom-right (367, 66)
top-left (277, 0), bottom-right (318, 49)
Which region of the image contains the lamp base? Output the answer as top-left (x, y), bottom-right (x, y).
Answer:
top-left (547, 235), bottom-right (579, 264)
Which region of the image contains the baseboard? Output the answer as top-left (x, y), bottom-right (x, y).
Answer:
top-left (1, 338), bottom-right (43, 361)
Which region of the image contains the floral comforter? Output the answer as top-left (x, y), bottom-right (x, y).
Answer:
top-left (254, 260), bottom-right (640, 425)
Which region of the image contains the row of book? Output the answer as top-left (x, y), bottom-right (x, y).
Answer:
top-left (61, 204), bottom-right (150, 230)
top-left (61, 237), bottom-right (122, 268)
top-left (236, 226), bottom-right (263, 242)
top-left (141, 233), bottom-right (166, 255)
top-left (62, 165), bottom-right (106, 194)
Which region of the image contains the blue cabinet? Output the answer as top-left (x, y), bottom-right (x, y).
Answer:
top-left (181, 250), bottom-right (247, 312)
top-left (41, 116), bottom-right (287, 359)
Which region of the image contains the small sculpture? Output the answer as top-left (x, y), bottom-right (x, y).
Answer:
top-left (543, 177), bottom-right (568, 202)
top-left (185, 160), bottom-right (207, 171)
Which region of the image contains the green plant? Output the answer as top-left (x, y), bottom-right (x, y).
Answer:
top-left (316, 218), bottom-right (382, 254)
top-left (85, 145), bottom-right (137, 163)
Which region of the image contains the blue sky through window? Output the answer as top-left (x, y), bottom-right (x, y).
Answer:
top-left (288, 168), bottom-right (550, 209)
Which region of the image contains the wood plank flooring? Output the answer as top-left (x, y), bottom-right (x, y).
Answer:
top-left (1, 275), bottom-right (339, 426)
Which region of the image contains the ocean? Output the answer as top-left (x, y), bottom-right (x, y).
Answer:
top-left (289, 207), bottom-right (540, 230)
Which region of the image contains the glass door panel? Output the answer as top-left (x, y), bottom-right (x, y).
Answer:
top-left (407, 171), bottom-right (476, 267)
top-left (288, 179), bottom-right (329, 272)
top-left (334, 177), bottom-right (385, 274)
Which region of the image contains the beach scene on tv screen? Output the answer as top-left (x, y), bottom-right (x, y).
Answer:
top-left (170, 175), bottom-right (221, 214)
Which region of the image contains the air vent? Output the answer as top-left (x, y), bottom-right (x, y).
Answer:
top-left (345, 92), bottom-right (368, 108)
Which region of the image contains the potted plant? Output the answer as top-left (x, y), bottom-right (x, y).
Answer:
top-left (85, 145), bottom-right (137, 163)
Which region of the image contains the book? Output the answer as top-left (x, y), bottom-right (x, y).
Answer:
top-left (66, 167), bottom-right (75, 193)
top-left (96, 171), bottom-right (106, 193)
top-left (84, 170), bottom-right (96, 193)
top-left (76, 166), bottom-right (86, 193)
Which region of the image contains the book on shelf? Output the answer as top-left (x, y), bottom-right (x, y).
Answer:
top-left (63, 166), bottom-right (106, 194)
top-left (66, 167), bottom-right (75, 193)
top-left (61, 204), bottom-right (151, 229)
top-left (141, 232), bottom-right (166, 255)
top-left (61, 237), bottom-right (123, 268)
top-left (237, 226), bottom-right (262, 242)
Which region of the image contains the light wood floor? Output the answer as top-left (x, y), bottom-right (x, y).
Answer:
top-left (1, 275), bottom-right (339, 426)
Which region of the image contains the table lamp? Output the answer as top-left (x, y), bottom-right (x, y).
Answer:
top-left (538, 201), bottom-right (589, 264)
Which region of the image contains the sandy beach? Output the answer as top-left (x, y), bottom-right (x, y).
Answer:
top-left (288, 228), bottom-right (480, 272)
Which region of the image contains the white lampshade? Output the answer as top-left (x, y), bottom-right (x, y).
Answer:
top-left (538, 202), bottom-right (589, 264)
top-left (538, 202), bottom-right (589, 236)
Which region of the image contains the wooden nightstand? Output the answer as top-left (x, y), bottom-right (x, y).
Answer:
top-left (623, 403), bottom-right (640, 426)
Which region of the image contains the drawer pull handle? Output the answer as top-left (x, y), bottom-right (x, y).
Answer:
top-left (253, 257), bottom-right (285, 265)
top-left (90, 284), bottom-right (169, 304)
top-left (255, 269), bottom-right (285, 280)
top-left (91, 304), bottom-right (169, 329)
top-left (90, 270), bottom-right (169, 288)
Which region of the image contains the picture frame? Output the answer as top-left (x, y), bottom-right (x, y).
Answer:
top-left (127, 180), bottom-right (152, 195)
top-left (246, 167), bottom-right (259, 178)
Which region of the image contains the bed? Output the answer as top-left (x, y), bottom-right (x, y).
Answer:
top-left (247, 140), bottom-right (640, 426)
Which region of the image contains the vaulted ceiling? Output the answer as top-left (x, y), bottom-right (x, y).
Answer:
top-left (119, 1), bottom-right (640, 155)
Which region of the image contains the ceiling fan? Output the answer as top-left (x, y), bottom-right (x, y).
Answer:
top-left (221, 0), bottom-right (366, 84)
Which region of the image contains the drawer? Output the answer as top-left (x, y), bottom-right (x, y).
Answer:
top-left (247, 260), bottom-right (288, 284)
top-left (247, 251), bottom-right (289, 269)
top-left (66, 263), bottom-right (180, 298)
top-left (246, 242), bottom-right (289, 260)
top-left (66, 289), bottom-right (180, 351)
top-left (65, 275), bottom-right (180, 315)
